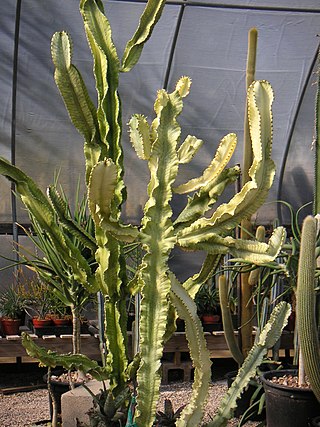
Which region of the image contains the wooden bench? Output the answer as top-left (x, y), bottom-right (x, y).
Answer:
top-left (0, 330), bottom-right (294, 383)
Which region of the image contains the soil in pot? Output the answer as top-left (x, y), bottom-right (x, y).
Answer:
top-left (225, 371), bottom-right (265, 421)
top-left (261, 369), bottom-right (320, 427)
top-left (45, 369), bottom-right (93, 422)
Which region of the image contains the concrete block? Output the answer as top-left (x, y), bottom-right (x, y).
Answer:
top-left (61, 379), bottom-right (105, 427)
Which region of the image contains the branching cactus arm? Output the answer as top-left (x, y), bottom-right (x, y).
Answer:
top-left (170, 273), bottom-right (212, 427)
top-left (177, 80), bottom-right (275, 243)
top-left (174, 166), bottom-right (241, 229)
top-left (80, 0), bottom-right (124, 207)
top-left (121, 0), bottom-right (166, 72)
top-left (51, 31), bottom-right (102, 185)
top-left (183, 254), bottom-right (222, 298)
top-left (181, 226), bottom-right (286, 265)
top-left (174, 132), bottom-right (237, 195)
top-left (22, 333), bottom-right (108, 381)
top-left (131, 78), bottom-right (191, 427)
top-left (88, 159), bottom-right (137, 391)
top-left (205, 301), bottom-right (291, 427)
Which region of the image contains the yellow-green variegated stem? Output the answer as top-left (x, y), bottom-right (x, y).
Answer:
top-left (134, 78), bottom-right (189, 427)
top-left (170, 274), bottom-right (212, 427)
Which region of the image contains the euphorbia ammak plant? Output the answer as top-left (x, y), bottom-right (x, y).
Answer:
top-left (0, 1), bottom-right (289, 426)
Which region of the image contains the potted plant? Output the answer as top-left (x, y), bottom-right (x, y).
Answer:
top-left (44, 291), bottom-right (71, 327)
top-left (0, 285), bottom-right (27, 335)
top-left (0, 3), bottom-right (291, 425)
top-left (23, 277), bottom-right (54, 331)
top-left (261, 215), bottom-right (320, 427)
top-left (195, 282), bottom-right (221, 331)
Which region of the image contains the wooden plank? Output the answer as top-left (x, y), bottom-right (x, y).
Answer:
top-left (0, 331), bottom-right (294, 363)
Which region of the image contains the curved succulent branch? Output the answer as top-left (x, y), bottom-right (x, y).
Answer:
top-left (174, 133), bottom-right (237, 194)
top-left (177, 80), bottom-right (275, 242)
top-left (121, 0), bottom-right (166, 72)
top-left (179, 225), bottom-right (286, 265)
top-left (205, 301), bottom-right (291, 427)
top-left (51, 31), bottom-right (101, 185)
top-left (219, 275), bottom-right (244, 366)
top-left (170, 274), bottom-right (212, 427)
top-left (22, 333), bottom-right (108, 381)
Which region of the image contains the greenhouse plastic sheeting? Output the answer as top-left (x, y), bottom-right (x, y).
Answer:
top-left (1, 0), bottom-right (320, 281)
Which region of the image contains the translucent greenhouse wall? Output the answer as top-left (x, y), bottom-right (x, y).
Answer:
top-left (0, 0), bottom-right (320, 285)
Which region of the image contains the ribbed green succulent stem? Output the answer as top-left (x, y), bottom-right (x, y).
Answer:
top-left (219, 275), bottom-right (244, 366)
top-left (242, 27), bottom-right (257, 185)
top-left (134, 83), bottom-right (182, 427)
top-left (297, 215), bottom-right (320, 402)
top-left (240, 28), bottom-right (257, 358)
top-left (314, 51), bottom-right (320, 215)
top-left (248, 225), bottom-right (265, 286)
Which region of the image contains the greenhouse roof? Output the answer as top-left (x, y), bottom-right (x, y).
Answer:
top-left (1, 0), bottom-right (320, 280)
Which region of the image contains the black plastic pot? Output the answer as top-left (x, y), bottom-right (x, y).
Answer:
top-left (44, 370), bottom-right (82, 422)
top-left (261, 369), bottom-right (320, 427)
top-left (310, 416), bottom-right (320, 427)
top-left (225, 371), bottom-right (265, 421)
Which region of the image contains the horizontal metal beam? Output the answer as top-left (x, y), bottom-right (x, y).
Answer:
top-left (112, 0), bottom-right (320, 14)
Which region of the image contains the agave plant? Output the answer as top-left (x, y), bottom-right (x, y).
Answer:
top-left (154, 399), bottom-right (186, 427)
top-left (18, 186), bottom-right (96, 354)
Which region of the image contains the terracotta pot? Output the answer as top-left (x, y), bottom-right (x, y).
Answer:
top-left (32, 318), bottom-right (53, 328)
top-left (52, 318), bottom-right (70, 327)
top-left (201, 314), bottom-right (222, 332)
top-left (1, 318), bottom-right (21, 335)
top-left (202, 314), bottom-right (220, 324)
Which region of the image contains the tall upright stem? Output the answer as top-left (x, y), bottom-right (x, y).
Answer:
top-left (240, 28), bottom-right (257, 357)
top-left (71, 304), bottom-right (81, 355)
top-left (314, 49), bottom-right (320, 215)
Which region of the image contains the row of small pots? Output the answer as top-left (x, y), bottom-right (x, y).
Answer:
top-left (0, 316), bottom-right (72, 336)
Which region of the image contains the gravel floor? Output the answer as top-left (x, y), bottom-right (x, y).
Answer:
top-left (0, 360), bottom-right (262, 426)
top-left (0, 381), bottom-right (261, 427)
